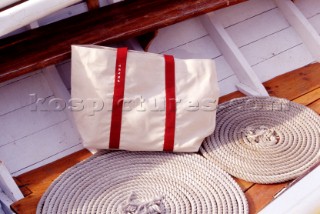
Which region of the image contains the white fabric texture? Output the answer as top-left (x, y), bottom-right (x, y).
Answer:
top-left (71, 45), bottom-right (219, 152)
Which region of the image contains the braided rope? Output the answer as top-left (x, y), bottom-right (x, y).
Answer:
top-left (37, 151), bottom-right (248, 214)
top-left (201, 96), bottom-right (320, 184)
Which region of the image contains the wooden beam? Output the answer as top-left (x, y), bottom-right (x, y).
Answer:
top-left (0, 0), bottom-right (82, 37)
top-left (200, 13), bottom-right (269, 96)
top-left (0, 0), bottom-right (246, 83)
top-left (263, 63), bottom-right (320, 100)
top-left (85, 0), bottom-right (99, 10)
top-left (0, 161), bottom-right (23, 202)
top-left (275, 0), bottom-right (320, 61)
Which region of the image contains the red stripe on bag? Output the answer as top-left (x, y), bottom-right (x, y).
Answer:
top-left (163, 55), bottom-right (176, 152)
top-left (109, 47), bottom-right (128, 149)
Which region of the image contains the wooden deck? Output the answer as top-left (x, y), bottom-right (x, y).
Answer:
top-left (11, 62), bottom-right (320, 213)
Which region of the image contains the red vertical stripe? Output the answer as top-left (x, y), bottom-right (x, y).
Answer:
top-left (163, 55), bottom-right (176, 152)
top-left (109, 47), bottom-right (128, 149)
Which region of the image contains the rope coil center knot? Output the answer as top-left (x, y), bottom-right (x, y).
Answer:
top-left (243, 125), bottom-right (279, 145)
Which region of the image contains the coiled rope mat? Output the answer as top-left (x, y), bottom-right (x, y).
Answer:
top-left (201, 96), bottom-right (320, 184)
top-left (37, 151), bottom-right (248, 214)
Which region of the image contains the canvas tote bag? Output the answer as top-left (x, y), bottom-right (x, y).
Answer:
top-left (71, 45), bottom-right (219, 152)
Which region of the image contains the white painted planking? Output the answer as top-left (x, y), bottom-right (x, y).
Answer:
top-left (0, 162), bottom-right (23, 202)
top-left (12, 143), bottom-right (84, 176)
top-left (214, 0), bottom-right (276, 28)
top-left (240, 27), bottom-right (303, 66)
top-left (0, 96), bottom-right (67, 147)
top-left (275, 0), bottom-right (320, 61)
top-left (253, 44), bottom-right (314, 82)
top-left (0, 73), bottom-right (52, 116)
top-left (0, 120), bottom-right (82, 174)
top-left (226, 8), bottom-right (289, 47)
top-left (294, 0), bottom-right (320, 19)
top-left (56, 61), bottom-right (72, 91)
top-left (43, 66), bottom-right (78, 130)
top-left (37, 2), bottom-right (88, 26)
top-left (301, 0), bottom-right (320, 34)
top-left (218, 75), bottom-right (240, 96)
top-left (309, 15), bottom-right (320, 35)
top-left (147, 18), bottom-right (208, 54)
top-left (0, 71), bottom-right (42, 88)
top-left (162, 35), bottom-right (221, 59)
top-left (0, 0), bottom-right (82, 37)
top-left (214, 56), bottom-right (235, 82)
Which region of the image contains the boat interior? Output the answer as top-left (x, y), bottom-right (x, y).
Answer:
top-left (0, 0), bottom-right (320, 213)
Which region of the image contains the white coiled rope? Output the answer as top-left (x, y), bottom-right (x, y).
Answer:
top-left (201, 97), bottom-right (320, 184)
top-left (37, 151), bottom-right (248, 214)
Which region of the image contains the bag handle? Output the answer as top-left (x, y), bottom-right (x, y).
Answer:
top-left (109, 48), bottom-right (176, 151)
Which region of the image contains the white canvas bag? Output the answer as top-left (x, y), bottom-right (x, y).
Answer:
top-left (71, 45), bottom-right (219, 152)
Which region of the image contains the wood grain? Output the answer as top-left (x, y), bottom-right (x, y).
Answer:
top-left (263, 63), bottom-right (320, 100)
top-left (308, 99), bottom-right (320, 114)
top-left (245, 182), bottom-right (290, 213)
top-left (218, 91), bottom-right (245, 104)
top-left (293, 88), bottom-right (320, 105)
top-left (0, 0), bottom-right (246, 83)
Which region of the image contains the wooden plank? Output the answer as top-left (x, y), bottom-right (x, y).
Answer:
top-left (215, 56), bottom-right (236, 82)
top-left (0, 72), bottom-right (52, 116)
top-left (0, 0), bottom-right (246, 83)
top-left (308, 99), bottom-right (320, 114)
top-left (218, 90), bottom-right (245, 104)
top-left (275, 0), bottom-right (320, 61)
top-left (263, 62), bottom-right (320, 100)
top-left (240, 27), bottom-right (302, 66)
top-left (245, 182), bottom-right (290, 213)
top-left (219, 75), bottom-right (241, 96)
top-left (0, 0), bottom-right (82, 37)
top-left (0, 95), bottom-right (66, 147)
top-left (148, 18), bottom-right (208, 54)
top-left (0, 120), bottom-right (81, 174)
top-left (85, 0), bottom-right (99, 10)
top-left (226, 8), bottom-right (289, 48)
top-left (253, 44), bottom-right (314, 82)
top-left (309, 14), bottom-right (320, 36)
top-left (233, 177), bottom-right (254, 192)
top-left (162, 35), bottom-right (221, 59)
top-left (293, 88), bottom-right (320, 105)
top-left (11, 150), bottom-right (91, 214)
top-left (295, 0), bottom-right (320, 19)
top-left (13, 178), bottom-right (32, 197)
top-left (214, 0), bottom-right (276, 28)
